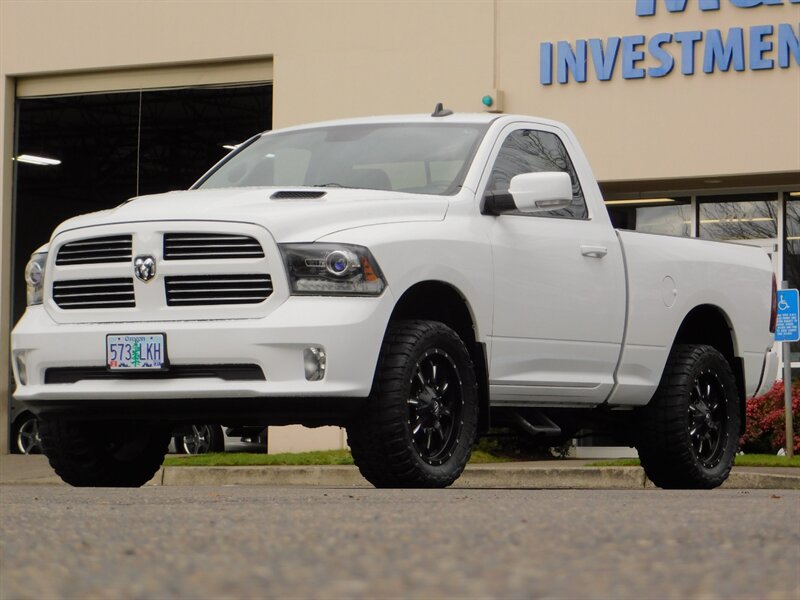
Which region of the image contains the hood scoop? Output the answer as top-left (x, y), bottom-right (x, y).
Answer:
top-left (270, 190), bottom-right (327, 200)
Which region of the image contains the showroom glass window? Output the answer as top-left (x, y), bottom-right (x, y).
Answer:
top-left (606, 198), bottom-right (692, 236)
top-left (486, 129), bottom-right (587, 219)
top-left (12, 83), bottom-right (272, 323)
top-left (698, 194), bottom-right (778, 241)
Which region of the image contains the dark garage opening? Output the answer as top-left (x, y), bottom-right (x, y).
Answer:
top-left (12, 82), bottom-right (273, 325)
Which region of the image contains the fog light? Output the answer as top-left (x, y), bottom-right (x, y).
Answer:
top-left (303, 347), bottom-right (326, 381)
top-left (14, 352), bottom-right (28, 386)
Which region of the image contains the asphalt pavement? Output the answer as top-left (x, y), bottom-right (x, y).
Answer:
top-left (1, 485), bottom-right (798, 599)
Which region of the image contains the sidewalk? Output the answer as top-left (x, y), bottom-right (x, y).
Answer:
top-left (2, 454), bottom-right (799, 489)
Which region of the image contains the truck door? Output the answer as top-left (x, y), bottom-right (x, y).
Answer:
top-left (484, 126), bottom-right (626, 405)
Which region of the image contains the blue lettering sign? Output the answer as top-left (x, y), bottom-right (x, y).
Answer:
top-left (674, 30), bottom-right (704, 74)
top-left (778, 23), bottom-right (800, 67)
top-left (622, 35), bottom-right (647, 78)
top-left (538, 0), bottom-right (799, 85)
top-left (648, 33), bottom-right (677, 76)
top-left (637, 0), bottom-right (720, 16)
top-left (638, 0), bottom-right (796, 15)
top-left (750, 25), bottom-right (775, 68)
top-left (557, 40), bottom-right (588, 83)
top-left (540, 42), bottom-right (553, 85)
top-left (703, 27), bottom-right (746, 72)
top-left (730, 0), bottom-right (785, 7)
top-left (589, 38), bottom-right (621, 80)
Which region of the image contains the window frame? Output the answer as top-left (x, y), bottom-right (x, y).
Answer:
top-left (477, 124), bottom-right (591, 221)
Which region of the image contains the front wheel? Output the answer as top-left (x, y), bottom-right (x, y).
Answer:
top-left (347, 320), bottom-right (479, 488)
top-left (635, 344), bottom-right (740, 489)
top-left (39, 419), bottom-right (171, 487)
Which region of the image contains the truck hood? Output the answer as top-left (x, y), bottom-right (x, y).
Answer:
top-left (52, 187), bottom-right (449, 242)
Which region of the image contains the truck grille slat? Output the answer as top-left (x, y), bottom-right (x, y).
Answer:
top-left (56, 235), bottom-right (132, 265)
top-left (165, 274), bottom-right (272, 306)
top-left (163, 233), bottom-right (265, 260)
top-left (52, 278), bottom-right (135, 309)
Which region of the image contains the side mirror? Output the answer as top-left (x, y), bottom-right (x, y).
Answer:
top-left (483, 171), bottom-right (573, 215)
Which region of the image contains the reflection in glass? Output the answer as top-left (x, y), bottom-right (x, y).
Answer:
top-left (634, 204), bottom-right (693, 236)
top-left (605, 199), bottom-right (691, 236)
top-left (699, 198), bottom-right (778, 241)
top-left (487, 130), bottom-right (587, 219)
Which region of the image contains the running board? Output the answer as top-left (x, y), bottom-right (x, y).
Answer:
top-left (508, 409), bottom-right (562, 438)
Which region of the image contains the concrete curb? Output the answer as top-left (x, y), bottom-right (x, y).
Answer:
top-left (4, 456), bottom-right (798, 489)
top-left (147, 465), bottom-right (800, 490)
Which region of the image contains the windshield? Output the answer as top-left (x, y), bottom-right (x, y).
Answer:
top-left (195, 123), bottom-right (488, 195)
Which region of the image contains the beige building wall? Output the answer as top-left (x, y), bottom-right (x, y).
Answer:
top-left (268, 425), bottom-right (347, 454)
top-left (1, 0), bottom-right (798, 452)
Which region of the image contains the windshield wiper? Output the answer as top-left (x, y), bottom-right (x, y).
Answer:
top-left (313, 183), bottom-right (347, 188)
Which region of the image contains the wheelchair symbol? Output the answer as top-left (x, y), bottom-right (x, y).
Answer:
top-left (778, 297), bottom-right (790, 311)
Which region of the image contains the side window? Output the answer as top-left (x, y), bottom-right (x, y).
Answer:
top-left (487, 129), bottom-right (588, 219)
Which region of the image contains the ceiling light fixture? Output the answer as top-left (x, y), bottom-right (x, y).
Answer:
top-left (222, 144), bottom-right (241, 151)
top-left (604, 198), bottom-right (676, 205)
top-left (13, 154), bottom-right (61, 166)
top-left (699, 217), bottom-right (775, 224)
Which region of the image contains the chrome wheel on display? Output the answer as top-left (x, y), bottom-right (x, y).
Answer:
top-left (16, 416), bottom-right (42, 455)
top-left (181, 425), bottom-right (213, 455)
top-left (175, 424), bottom-right (224, 454)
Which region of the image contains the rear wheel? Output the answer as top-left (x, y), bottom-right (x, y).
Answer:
top-left (39, 419), bottom-right (171, 487)
top-left (347, 320), bottom-right (479, 488)
top-left (635, 344), bottom-right (740, 489)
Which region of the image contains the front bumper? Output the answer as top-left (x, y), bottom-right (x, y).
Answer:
top-left (12, 293), bottom-right (394, 406)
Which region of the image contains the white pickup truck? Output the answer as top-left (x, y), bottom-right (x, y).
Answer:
top-left (11, 107), bottom-right (779, 489)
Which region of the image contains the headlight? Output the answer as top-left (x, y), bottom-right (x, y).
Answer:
top-left (280, 243), bottom-right (386, 296)
top-left (24, 252), bottom-right (47, 306)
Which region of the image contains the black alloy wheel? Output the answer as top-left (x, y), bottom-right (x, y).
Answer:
top-left (635, 344), bottom-right (740, 489)
top-left (688, 369), bottom-right (728, 469)
top-left (347, 320), bottom-right (479, 488)
top-left (408, 349), bottom-right (464, 466)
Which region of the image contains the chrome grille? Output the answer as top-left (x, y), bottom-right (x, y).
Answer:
top-left (56, 235), bottom-right (132, 265)
top-left (163, 233), bottom-right (265, 260)
top-left (53, 278), bottom-right (135, 309)
top-left (164, 274), bottom-right (273, 306)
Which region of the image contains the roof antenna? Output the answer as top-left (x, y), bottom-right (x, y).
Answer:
top-left (431, 102), bottom-right (453, 117)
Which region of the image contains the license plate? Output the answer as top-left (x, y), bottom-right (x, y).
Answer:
top-left (106, 334), bottom-right (167, 370)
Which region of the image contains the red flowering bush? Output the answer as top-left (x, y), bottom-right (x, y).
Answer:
top-left (740, 379), bottom-right (800, 454)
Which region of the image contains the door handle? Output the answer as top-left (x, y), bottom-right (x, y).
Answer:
top-left (580, 245), bottom-right (608, 258)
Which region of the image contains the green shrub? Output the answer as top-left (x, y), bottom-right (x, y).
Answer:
top-left (740, 379), bottom-right (800, 454)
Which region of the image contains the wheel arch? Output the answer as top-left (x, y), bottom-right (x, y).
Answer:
top-left (671, 304), bottom-right (746, 433)
top-left (388, 280), bottom-right (489, 433)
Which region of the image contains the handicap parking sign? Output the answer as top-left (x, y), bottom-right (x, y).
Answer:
top-left (775, 289), bottom-right (799, 342)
